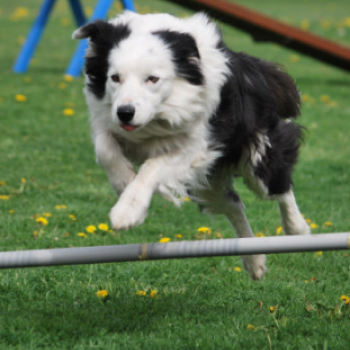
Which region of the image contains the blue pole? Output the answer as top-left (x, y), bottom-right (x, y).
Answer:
top-left (65, 0), bottom-right (136, 77)
top-left (13, 0), bottom-right (57, 73)
top-left (120, 0), bottom-right (136, 12)
top-left (68, 0), bottom-right (87, 27)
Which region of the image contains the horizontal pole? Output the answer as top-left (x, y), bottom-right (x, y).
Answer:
top-left (0, 233), bottom-right (349, 269)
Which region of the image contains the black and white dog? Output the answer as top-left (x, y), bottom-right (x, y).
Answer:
top-left (73, 12), bottom-right (310, 280)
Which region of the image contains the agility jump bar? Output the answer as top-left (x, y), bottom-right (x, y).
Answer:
top-left (0, 233), bottom-right (349, 269)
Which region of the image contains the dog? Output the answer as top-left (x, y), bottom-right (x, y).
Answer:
top-left (73, 11), bottom-right (310, 280)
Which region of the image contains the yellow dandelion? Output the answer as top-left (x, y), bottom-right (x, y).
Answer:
top-left (136, 290), bottom-right (147, 296)
top-left (59, 82), bottom-right (67, 89)
top-left (289, 54), bottom-right (300, 63)
top-left (310, 223), bottom-right (318, 230)
top-left (216, 232), bottom-right (222, 238)
top-left (269, 305), bottom-right (278, 313)
top-left (328, 100), bottom-right (338, 108)
top-left (0, 195), bottom-right (10, 200)
top-left (84, 6), bottom-right (93, 17)
top-left (305, 218), bottom-right (312, 224)
top-left (60, 17), bottom-right (70, 26)
top-left (15, 94), bottom-right (27, 102)
top-left (9, 210), bottom-right (15, 214)
top-left (33, 231), bottom-right (39, 238)
top-left (247, 324), bottom-right (255, 330)
top-left (197, 226), bottom-right (212, 234)
top-left (320, 95), bottom-right (330, 103)
top-left (21, 178), bottom-right (27, 183)
top-left (55, 204), bottom-right (67, 209)
top-left (35, 217), bottom-right (48, 226)
top-left (63, 108), bottom-right (74, 116)
top-left (42, 212), bottom-right (51, 217)
top-left (181, 196), bottom-right (191, 202)
top-left (86, 225), bottom-right (97, 234)
top-left (159, 237), bottom-right (171, 243)
top-left (150, 290), bottom-right (157, 298)
top-left (255, 232), bottom-right (265, 237)
top-left (98, 223), bottom-right (109, 231)
top-left (64, 75), bottom-right (74, 82)
top-left (301, 94), bottom-right (310, 102)
top-left (305, 280), bottom-right (309, 283)
top-left (340, 295), bottom-right (350, 304)
top-left (0, 181), bottom-right (6, 186)
top-left (234, 267), bottom-right (242, 272)
top-left (300, 20), bottom-right (310, 31)
top-left (320, 19), bottom-right (331, 30)
top-left (69, 214), bottom-right (77, 221)
top-left (77, 232), bottom-right (88, 238)
top-left (323, 221), bottom-right (332, 227)
top-left (301, 95), bottom-right (315, 104)
top-left (276, 226), bottom-right (283, 235)
top-left (176, 234), bottom-right (183, 239)
top-left (11, 7), bottom-right (29, 21)
top-left (96, 290), bottom-right (109, 299)
top-left (314, 251), bottom-right (323, 258)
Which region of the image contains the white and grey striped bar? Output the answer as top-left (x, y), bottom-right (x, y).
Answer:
top-left (0, 233), bottom-right (349, 269)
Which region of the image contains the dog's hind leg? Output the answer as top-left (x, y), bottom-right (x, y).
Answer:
top-left (224, 194), bottom-right (267, 281)
top-left (195, 177), bottom-right (267, 281)
top-left (277, 190), bottom-right (310, 236)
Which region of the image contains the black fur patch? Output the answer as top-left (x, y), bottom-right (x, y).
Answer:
top-left (210, 45), bottom-right (303, 195)
top-left (79, 21), bottom-right (131, 99)
top-left (153, 30), bottom-right (204, 85)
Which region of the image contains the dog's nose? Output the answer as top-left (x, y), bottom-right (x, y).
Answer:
top-left (117, 105), bottom-right (135, 124)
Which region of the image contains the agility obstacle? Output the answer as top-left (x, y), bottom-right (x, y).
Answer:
top-left (0, 233), bottom-right (349, 269)
top-left (168, 0), bottom-right (350, 73)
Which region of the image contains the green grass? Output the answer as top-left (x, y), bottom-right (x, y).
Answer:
top-left (1, 0), bottom-right (350, 348)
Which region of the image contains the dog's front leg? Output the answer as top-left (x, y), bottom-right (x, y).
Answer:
top-left (109, 157), bottom-right (174, 230)
top-left (95, 132), bottom-right (136, 196)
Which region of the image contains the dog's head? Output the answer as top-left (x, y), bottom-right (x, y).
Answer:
top-left (73, 18), bottom-right (206, 133)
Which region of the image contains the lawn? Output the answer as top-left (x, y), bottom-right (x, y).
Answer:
top-left (1, 0), bottom-right (350, 349)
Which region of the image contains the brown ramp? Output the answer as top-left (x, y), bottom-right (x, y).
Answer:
top-left (168, 0), bottom-right (350, 72)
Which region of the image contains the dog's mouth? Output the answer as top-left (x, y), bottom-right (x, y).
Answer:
top-left (120, 124), bottom-right (140, 132)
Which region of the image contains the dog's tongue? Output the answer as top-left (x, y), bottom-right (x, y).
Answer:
top-left (121, 124), bottom-right (137, 132)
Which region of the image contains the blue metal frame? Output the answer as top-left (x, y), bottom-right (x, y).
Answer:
top-left (13, 0), bottom-right (136, 76)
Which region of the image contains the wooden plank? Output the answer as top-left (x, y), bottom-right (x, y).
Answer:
top-left (168, 0), bottom-right (350, 72)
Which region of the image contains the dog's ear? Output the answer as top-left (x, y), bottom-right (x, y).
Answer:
top-left (72, 20), bottom-right (107, 41)
top-left (72, 20), bottom-right (131, 59)
top-left (153, 30), bottom-right (204, 85)
top-left (73, 20), bottom-right (130, 45)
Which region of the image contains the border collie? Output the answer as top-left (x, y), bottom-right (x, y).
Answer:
top-left (73, 12), bottom-right (310, 280)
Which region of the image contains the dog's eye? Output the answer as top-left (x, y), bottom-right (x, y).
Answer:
top-left (146, 76), bottom-right (159, 84)
top-left (111, 74), bottom-right (120, 83)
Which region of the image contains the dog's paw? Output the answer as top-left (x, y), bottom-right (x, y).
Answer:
top-left (109, 197), bottom-right (148, 231)
top-left (241, 254), bottom-right (267, 281)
